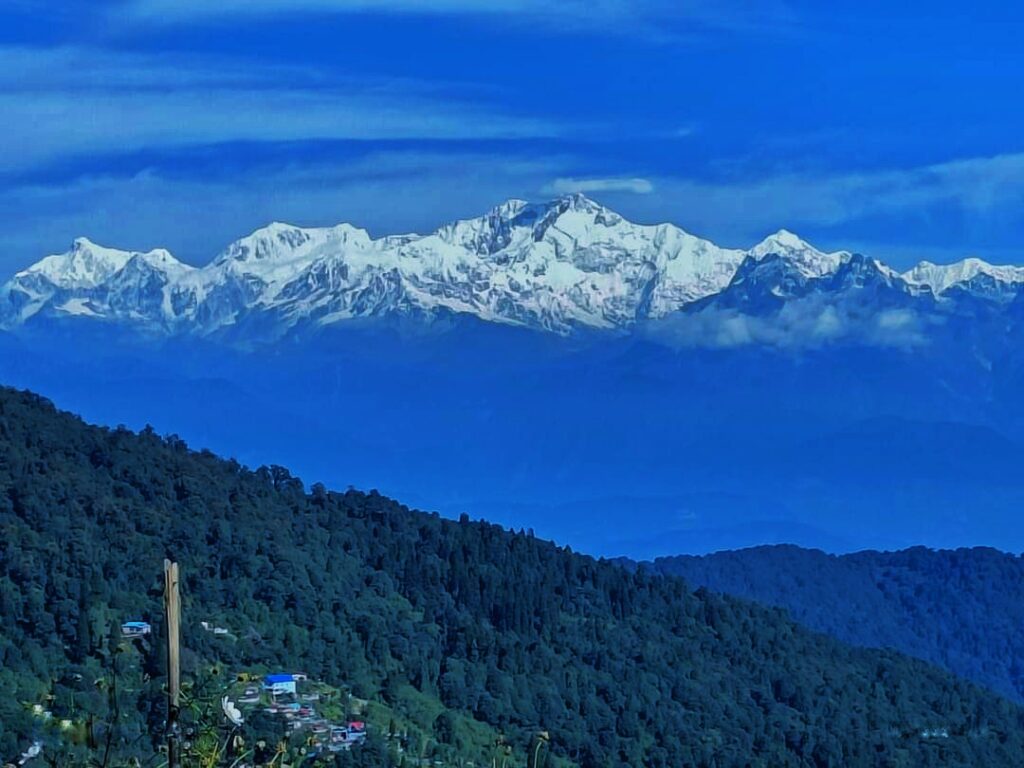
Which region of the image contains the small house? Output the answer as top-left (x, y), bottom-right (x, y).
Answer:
top-left (121, 621), bottom-right (151, 638)
top-left (239, 686), bottom-right (261, 704)
top-left (264, 674), bottom-right (297, 695)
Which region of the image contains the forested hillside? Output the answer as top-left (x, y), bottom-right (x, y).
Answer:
top-left (648, 545), bottom-right (1024, 704)
top-left (3, 388), bottom-right (1024, 766)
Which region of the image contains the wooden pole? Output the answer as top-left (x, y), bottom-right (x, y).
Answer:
top-left (164, 559), bottom-right (181, 768)
top-left (528, 731), bottom-right (549, 768)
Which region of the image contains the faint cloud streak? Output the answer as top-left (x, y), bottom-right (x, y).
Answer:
top-left (544, 177), bottom-right (654, 195)
top-left (121, 0), bottom-right (800, 39)
top-left (626, 152), bottom-right (1024, 255)
top-left (0, 45), bottom-right (559, 174)
top-left (0, 150), bottom-right (570, 276)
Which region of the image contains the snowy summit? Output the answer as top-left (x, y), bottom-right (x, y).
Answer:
top-left (2, 194), bottom-right (1023, 340)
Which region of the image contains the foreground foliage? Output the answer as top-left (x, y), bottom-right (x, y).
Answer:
top-left (2, 388), bottom-right (1024, 766)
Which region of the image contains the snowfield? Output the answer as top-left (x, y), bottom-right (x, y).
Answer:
top-left (2, 193), bottom-right (1021, 340)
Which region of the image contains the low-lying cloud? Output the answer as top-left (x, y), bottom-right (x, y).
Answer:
top-left (644, 298), bottom-right (934, 351)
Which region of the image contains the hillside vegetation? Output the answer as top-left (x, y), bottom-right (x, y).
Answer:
top-left (2, 388), bottom-right (1024, 765)
top-left (649, 545), bottom-right (1024, 703)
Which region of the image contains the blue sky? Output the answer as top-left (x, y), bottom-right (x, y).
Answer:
top-left (4, 0), bottom-right (1024, 274)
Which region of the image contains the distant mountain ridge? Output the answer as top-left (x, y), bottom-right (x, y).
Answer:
top-left (646, 545), bottom-right (1024, 703)
top-left (5, 193), bottom-right (1023, 342)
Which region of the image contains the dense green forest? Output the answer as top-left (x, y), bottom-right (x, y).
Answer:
top-left (647, 545), bottom-right (1024, 704)
top-left (3, 388), bottom-right (1024, 766)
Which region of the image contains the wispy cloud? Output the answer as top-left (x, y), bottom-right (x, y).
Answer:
top-left (544, 177), bottom-right (654, 195)
top-left (128, 0), bottom-right (562, 18)
top-left (0, 45), bottom-right (557, 174)
top-left (0, 150), bottom-right (570, 276)
top-left (121, 0), bottom-right (798, 38)
top-left (616, 152), bottom-right (1024, 259)
top-left (11, 142), bottom-right (1024, 278)
top-left (784, 153), bottom-right (1024, 220)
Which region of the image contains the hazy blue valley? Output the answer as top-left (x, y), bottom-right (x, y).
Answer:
top-left (6, 197), bottom-right (1024, 559)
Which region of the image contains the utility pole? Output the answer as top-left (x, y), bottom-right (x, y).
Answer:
top-left (528, 731), bottom-right (549, 768)
top-left (164, 559), bottom-right (181, 768)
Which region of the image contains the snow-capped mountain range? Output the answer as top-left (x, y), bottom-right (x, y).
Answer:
top-left (3, 193), bottom-right (1024, 341)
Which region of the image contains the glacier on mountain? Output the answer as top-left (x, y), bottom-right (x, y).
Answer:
top-left (2, 193), bottom-right (1022, 342)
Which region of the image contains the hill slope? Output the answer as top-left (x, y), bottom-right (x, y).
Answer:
top-left (3, 388), bottom-right (1024, 765)
top-left (648, 546), bottom-right (1024, 703)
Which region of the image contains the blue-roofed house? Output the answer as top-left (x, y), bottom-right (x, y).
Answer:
top-left (121, 621), bottom-right (151, 638)
top-left (264, 674), bottom-right (296, 695)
